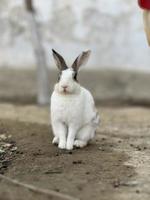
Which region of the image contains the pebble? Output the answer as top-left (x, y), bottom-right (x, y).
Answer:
top-left (2, 143), bottom-right (13, 148)
top-left (0, 149), bottom-right (5, 154)
top-left (73, 160), bottom-right (82, 164)
top-left (136, 190), bottom-right (140, 194)
top-left (11, 147), bottom-right (18, 152)
top-left (0, 134), bottom-right (7, 140)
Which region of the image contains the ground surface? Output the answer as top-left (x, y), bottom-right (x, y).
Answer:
top-left (0, 104), bottom-right (150, 200)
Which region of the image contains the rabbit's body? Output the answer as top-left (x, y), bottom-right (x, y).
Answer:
top-left (51, 87), bottom-right (97, 127)
top-left (50, 50), bottom-right (100, 150)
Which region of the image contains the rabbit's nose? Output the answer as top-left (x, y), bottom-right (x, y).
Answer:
top-left (61, 85), bottom-right (68, 89)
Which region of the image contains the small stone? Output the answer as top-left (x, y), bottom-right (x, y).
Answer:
top-left (113, 180), bottom-right (120, 188)
top-left (0, 149), bottom-right (5, 154)
top-left (54, 188), bottom-right (60, 192)
top-left (2, 143), bottom-right (12, 148)
top-left (121, 181), bottom-right (139, 187)
top-left (44, 169), bottom-right (62, 174)
top-left (136, 190), bottom-right (140, 194)
top-left (73, 161), bottom-right (77, 164)
top-left (99, 147), bottom-right (105, 151)
top-left (72, 160), bottom-right (82, 164)
top-left (0, 134), bottom-right (7, 140)
top-left (11, 147), bottom-right (17, 152)
top-left (136, 147), bottom-right (142, 151)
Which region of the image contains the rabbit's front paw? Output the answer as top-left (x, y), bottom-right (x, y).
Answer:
top-left (52, 137), bottom-right (59, 145)
top-left (74, 140), bottom-right (87, 148)
top-left (66, 141), bottom-right (74, 150)
top-left (58, 141), bottom-right (66, 149)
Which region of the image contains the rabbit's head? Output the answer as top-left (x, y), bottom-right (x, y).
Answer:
top-left (52, 49), bottom-right (91, 94)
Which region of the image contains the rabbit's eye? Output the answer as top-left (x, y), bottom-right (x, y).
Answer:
top-left (72, 71), bottom-right (78, 82)
top-left (57, 72), bottom-right (62, 82)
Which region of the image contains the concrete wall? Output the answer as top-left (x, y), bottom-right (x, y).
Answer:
top-left (0, 0), bottom-right (150, 71)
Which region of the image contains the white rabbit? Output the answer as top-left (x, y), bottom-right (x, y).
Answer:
top-left (50, 49), bottom-right (100, 150)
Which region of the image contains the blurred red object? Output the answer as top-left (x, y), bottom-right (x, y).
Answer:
top-left (138, 0), bottom-right (150, 10)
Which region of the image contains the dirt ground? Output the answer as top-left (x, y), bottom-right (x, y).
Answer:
top-left (0, 104), bottom-right (150, 200)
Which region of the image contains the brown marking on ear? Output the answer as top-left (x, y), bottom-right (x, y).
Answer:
top-left (72, 57), bottom-right (79, 72)
top-left (52, 49), bottom-right (68, 71)
top-left (57, 71), bottom-right (62, 82)
top-left (73, 71), bottom-right (78, 82)
top-left (72, 50), bottom-right (91, 71)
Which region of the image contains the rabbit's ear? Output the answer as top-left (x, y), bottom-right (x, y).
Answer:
top-left (72, 50), bottom-right (91, 71)
top-left (52, 49), bottom-right (68, 71)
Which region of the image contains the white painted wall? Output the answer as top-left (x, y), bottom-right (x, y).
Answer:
top-left (0, 0), bottom-right (149, 71)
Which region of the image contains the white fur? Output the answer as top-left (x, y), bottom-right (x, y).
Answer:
top-left (50, 68), bottom-right (100, 150)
